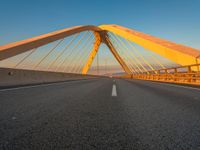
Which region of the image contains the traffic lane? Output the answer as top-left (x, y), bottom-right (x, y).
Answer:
top-left (0, 78), bottom-right (147, 150)
top-left (116, 79), bottom-right (200, 149)
top-left (126, 79), bottom-right (200, 96)
top-left (0, 78), bottom-right (100, 116)
top-left (1, 77), bottom-right (200, 150)
top-left (0, 78), bottom-right (112, 147)
top-left (125, 79), bottom-right (200, 115)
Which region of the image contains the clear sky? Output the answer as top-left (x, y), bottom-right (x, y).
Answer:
top-left (0, 0), bottom-right (200, 48)
top-left (0, 0), bottom-right (200, 74)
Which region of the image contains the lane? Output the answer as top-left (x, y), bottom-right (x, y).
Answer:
top-left (1, 78), bottom-right (140, 150)
top-left (117, 79), bottom-right (200, 149)
top-left (0, 78), bottom-right (113, 149)
top-left (0, 78), bottom-right (98, 92)
top-left (0, 78), bottom-right (200, 149)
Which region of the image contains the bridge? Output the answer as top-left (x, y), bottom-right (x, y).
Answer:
top-left (0, 25), bottom-right (200, 149)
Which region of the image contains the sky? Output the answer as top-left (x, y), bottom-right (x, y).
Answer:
top-left (0, 0), bottom-right (200, 48)
top-left (0, 0), bottom-right (200, 74)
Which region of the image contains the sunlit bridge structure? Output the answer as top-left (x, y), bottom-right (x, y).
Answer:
top-left (0, 24), bottom-right (200, 85)
top-left (1, 24), bottom-right (200, 149)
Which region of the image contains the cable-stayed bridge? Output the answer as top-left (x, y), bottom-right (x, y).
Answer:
top-left (0, 25), bottom-right (200, 150)
top-left (0, 24), bottom-right (200, 85)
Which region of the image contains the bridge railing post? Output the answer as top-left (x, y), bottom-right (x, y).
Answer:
top-left (157, 70), bottom-right (160, 81)
top-left (187, 66), bottom-right (192, 83)
top-left (174, 68), bottom-right (177, 82)
top-left (164, 69), bottom-right (168, 81)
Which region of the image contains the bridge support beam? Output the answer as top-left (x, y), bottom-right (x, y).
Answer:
top-left (99, 24), bottom-right (200, 68)
top-left (82, 32), bottom-right (101, 74)
top-left (104, 34), bottom-right (132, 74)
top-left (0, 26), bottom-right (101, 61)
top-left (1, 24), bottom-right (199, 74)
top-left (82, 31), bottom-right (132, 74)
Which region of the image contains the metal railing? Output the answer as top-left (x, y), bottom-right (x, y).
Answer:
top-left (120, 63), bottom-right (200, 85)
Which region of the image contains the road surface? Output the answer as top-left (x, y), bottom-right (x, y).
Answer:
top-left (0, 78), bottom-right (200, 150)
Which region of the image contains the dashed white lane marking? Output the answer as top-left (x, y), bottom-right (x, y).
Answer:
top-left (111, 84), bottom-right (117, 97)
top-left (11, 116), bottom-right (16, 120)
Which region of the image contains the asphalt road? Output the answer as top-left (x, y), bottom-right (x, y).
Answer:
top-left (0, 78), bottom-right (200, 150)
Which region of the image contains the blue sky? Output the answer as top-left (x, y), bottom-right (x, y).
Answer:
top-left (0, 0), bottom-right (199, 74)
top-left (0, 0), bottom-right (200, 49)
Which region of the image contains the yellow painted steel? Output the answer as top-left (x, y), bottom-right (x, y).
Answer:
top-left (82, 32), bottom-right (101, 74)
top-left (109, 35), bottom-right (142, 73)
top-left (82, 31), bottom-right (132, 74)
top-left (118, 63), bottom-right (200, 86)
top-left (99, 24), bottom-right (200, 68)
top-left (0, 25), bottom-right (101, 60)
top-left (1, 24), bottom-right (200, 76)
top-left (126, 41), bottom-right (156, 72)
top-left (104, 36), bottom-right (132, 74)
top-left (75, 37), bottom-right (95, 73)
top-left (75, 36), bottom-right (95, 73)
top-left (61, 32), bottom-right (89, 72)
top-left (70, 33), bottom-right (93, 73)
top-left (111, 34), bottom-right (148, 73)
top-left (147, 50), bottom-right (166, 69)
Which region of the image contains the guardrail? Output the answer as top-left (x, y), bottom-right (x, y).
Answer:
top-left (119, 63), bottom-right (200, 85)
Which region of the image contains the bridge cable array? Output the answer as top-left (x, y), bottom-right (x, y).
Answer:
top-left (107, 32), bottom-right (175, 74)
top-left (1, 31), bottom-right (96, 74)
top-left (0, 24), bottom-right (199, 85)
top-left (0, 30), bottom-right (181, 75)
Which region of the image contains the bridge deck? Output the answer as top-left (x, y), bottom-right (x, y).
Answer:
top-left (0, 78), bottom-right (200, 149)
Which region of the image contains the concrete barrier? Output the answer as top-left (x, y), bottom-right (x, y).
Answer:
top-left (0, 67), bottom-right (99, 87)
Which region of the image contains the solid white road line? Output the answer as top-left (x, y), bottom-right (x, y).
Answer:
top-left (0, 79), bottom-right (95, 92)
top-left (111, 84), bottom-right (117, 97)
top-left (158, 82), bottom-right (200, 91)
top-left (128, 79), bottom-right (200, 92)
top-left (0, 83), bottom-right (64, 92)
top-left (143, 80), bottom-right (200, 92)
